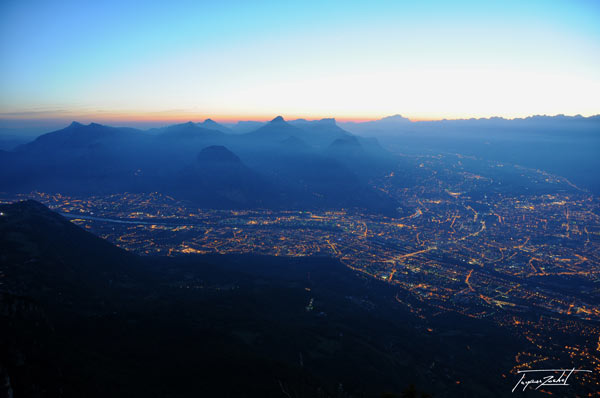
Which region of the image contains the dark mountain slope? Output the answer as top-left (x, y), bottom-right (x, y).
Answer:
top-left (0, 201), bottom-right (522, 397)
top-left (327, 135), bottom-right (365, 157)
top-left (234, 144), bottom-right (398, 213)
top-left (197, 144), bottom-right (242, 163)
top-left (165, 145), bottom-right (279, 208)
top-left (0, 200), bottom-right (139, 301)
top-left (325, 135), bottom-right (395, 180)
top-left (289, 118), bottom-right (351, 148)
top-left (15, 122), bottom-right (144, 153)
top-left (4, 123), bottom-right (154, 194)
top-left (154, 122), bottom-right (228, 161)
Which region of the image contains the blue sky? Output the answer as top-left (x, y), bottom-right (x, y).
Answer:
top-left (1, 0), bottom-right (599, 123)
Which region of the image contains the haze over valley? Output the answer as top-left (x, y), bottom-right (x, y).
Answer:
top-left (2, 0), bottom-right (599, 396)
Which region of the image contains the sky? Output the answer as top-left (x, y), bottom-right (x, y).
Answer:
top-left (1, 0), bottom-right (599, 128)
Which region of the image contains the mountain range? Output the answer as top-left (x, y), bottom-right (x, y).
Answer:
top-left (339, 114), bottom-right (600, 136)
top-left (342, 114), bottom-right (600, 194)
top-left (0, 116), bottom-right (395, 213)
top-left (2, 113), bottom-right (599, 203)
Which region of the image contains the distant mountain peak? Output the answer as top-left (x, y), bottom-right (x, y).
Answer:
top-left (201, 119), bottom-right (220, 128)
top-left (196, 118), bottom-right (231, 133)
top-left (65, 121), bottom-right (107, 131)
top-left (292, 117), bottom-right (337, 126)
top-left (380, 114), bottom-right (411, 123)
top-left (319, 118), bottom-right (336, 125)
top-left (271, 116), bottom-right (285, 123)
top-left (165, 121), bottom-right (199, 130)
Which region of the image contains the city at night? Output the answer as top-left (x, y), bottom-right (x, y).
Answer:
top-left (1, 1), bottom-right (599, 397)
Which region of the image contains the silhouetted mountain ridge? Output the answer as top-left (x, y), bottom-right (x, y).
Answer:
top-left (0, 118), bottom-right (400, 213)
top-left (0, 200), bottom-right (139, 303)
top-left (198, 118), bottom-right (231, 133)
top-left (339, 113), bottom-right (600, 136)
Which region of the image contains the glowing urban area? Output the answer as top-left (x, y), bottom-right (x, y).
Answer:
top-left (3, 148), bottom-right (599, 391)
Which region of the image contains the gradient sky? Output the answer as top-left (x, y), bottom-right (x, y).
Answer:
top-left (1, 0), bottom-right (599, 124)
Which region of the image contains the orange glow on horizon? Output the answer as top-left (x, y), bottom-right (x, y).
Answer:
top-left (1, 109), bottom-right (597, 126)
top-left (0, 110), bottom-right (415, 124)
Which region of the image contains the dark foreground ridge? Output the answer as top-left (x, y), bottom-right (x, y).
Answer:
top-left (1, 201), bottom-right (523, 397)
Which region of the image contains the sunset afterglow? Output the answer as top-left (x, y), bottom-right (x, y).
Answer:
top-left (1, 0), bottom-right (599, 126)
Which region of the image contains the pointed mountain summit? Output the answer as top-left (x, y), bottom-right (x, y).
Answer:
top-left (244, 115), bottom-right (303, 143)
top-left (198, 119), bottom-right (232, 133)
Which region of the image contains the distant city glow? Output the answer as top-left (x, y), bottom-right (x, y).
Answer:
top-left (1, 0), bottom-right (599, 124)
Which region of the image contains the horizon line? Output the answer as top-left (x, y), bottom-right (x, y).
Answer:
top-left (1, 111), bottom-right (599, 126)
